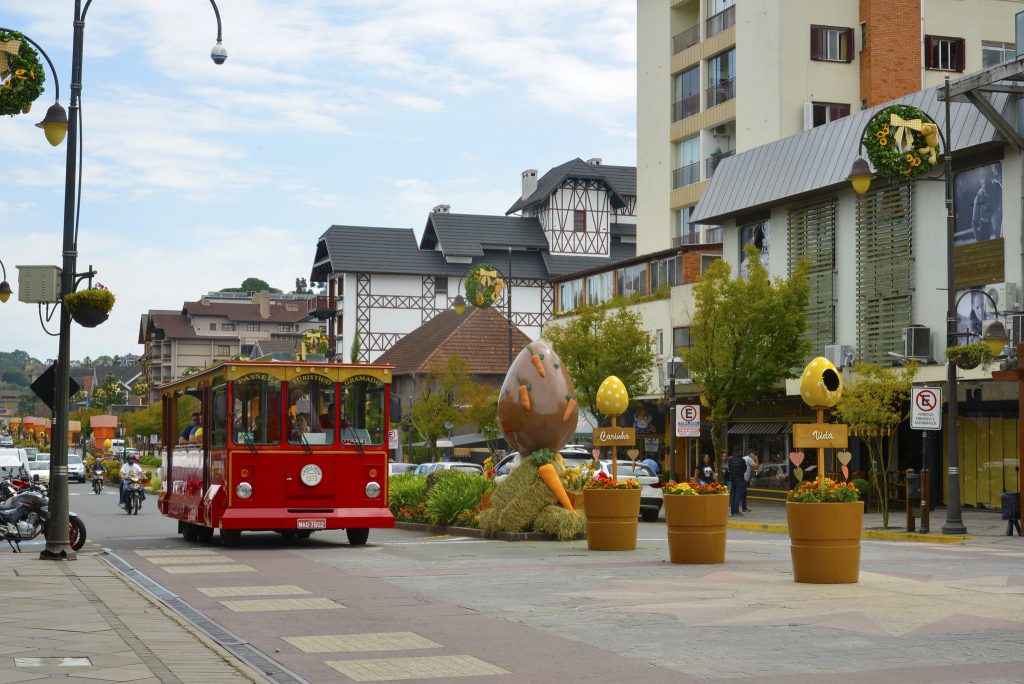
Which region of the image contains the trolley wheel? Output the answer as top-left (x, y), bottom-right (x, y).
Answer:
top-left (198, 526), bottom-right (215, 544)
top-left (295, 530), bottom-right (312, 539)
top-left (221, 529), bottom-right (241, 547)
top-left (641, 509), bottom-right (659, 523)
top-left (182, 523), bottom-right (199, 542)
top-left (346, 528), bottom-right (369, 546)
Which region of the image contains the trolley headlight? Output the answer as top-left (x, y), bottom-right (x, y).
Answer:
top-left (364, 481), bottom-right (381, 498)
top-left (236, 482), bottom-right (253, 499)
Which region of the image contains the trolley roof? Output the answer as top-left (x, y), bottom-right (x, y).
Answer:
top-left (158, 359), bottom-right (393, 395)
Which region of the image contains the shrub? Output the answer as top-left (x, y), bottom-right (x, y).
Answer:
top-left (388, 472), bottom-right (427, 514)
top-left (140, 455), bottom-right (161, 467)
top-left (146, 475), bottom-right (162, 493)
top-left (852, 478), bottom-right (870, 502)
top-left (424, 472), bottom-right (490, 526)
top-left (424, 468), bottom-right (460, 496)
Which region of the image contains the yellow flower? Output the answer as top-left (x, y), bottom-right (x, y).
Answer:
top-left (881, 124), bottom-right (890, 135)
top-left (906, 154), bottom-right (914, 162)
top-left (911, 157), bottom-right (921, 166)
top-left (878, 137), bottom-right (888, 146)
top-left (475, 293), bottom-right (484, 305)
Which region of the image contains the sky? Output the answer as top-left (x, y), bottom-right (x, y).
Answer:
top-left (0, 0), bottom-right (636, 362)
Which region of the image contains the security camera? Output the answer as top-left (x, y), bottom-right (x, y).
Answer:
top-left (210, 41), bottom-right (228, 65)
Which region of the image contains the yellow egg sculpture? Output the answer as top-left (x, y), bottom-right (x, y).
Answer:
top-left (596, 375), bottom-right (629, 416)
top-left (799, 356), bottom-right (844, 408)
top-left (104, 438), bottom-right (112, 450)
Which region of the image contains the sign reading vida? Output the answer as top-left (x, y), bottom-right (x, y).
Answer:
top-left (792, 423), bottom-right (849, 449)
top-left (592, 426), bottom-right (637, 446)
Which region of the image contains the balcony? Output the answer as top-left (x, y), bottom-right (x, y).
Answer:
top-left (705, 77), bottom-right (735, 107)
top-left (672, 25), bottom-right (700, 54)
top-left (672, 94), bottom-right (700, 122)
top-left (672, 232), bottom-right (701, 247)
top-left (307, 294), bottom-right (336, 320)
top-left (706, 5), bottom-right (735, 38)
top-left (704, 226), bottom-right (724, 243)
top-left (673, 162), bottom-right (701, 189)
top-left (705, 149), bottom-right (734, 179)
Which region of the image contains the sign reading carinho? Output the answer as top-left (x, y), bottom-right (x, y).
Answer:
top-left (592, 426), bottom-right (636, 446)
top-left (792, 423), bottom-right (849, 449)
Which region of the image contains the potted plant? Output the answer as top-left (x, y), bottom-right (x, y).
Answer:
top-left (786, 478), bottom-right (863, 583)
top-left (63, 283), bottom-right (115, 328)
top-left (946, 342), bottom-right (997, 371)
top-left (662, 480), bottom-right (729, 564)
top-left (582, 471), bottom-right (641, 551)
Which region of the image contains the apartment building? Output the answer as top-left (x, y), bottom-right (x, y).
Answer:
top-left (638, 0), bottom-right (1022, 256)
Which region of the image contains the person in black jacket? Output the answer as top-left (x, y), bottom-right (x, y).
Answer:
top-left (727, 448), bottom-right (747, 515)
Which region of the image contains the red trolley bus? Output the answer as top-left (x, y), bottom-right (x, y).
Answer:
top-left (158, 359), bottom-right (394, 545)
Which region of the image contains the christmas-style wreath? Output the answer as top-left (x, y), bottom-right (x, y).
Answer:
top-left (302, 329), bottom-right (328, 355)
top-left (463, 264), bottom-right (505, 309)
top-left (0, 30), bottom-right (46, 117)
top-left (863, 104), bottom-right (941, 180)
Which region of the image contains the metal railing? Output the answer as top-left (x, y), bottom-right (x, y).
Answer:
top-left (704, 226), bottom-right (724, 243)
top-left (706, 77), bottom-right (735, 107)
top-left (672, 24), bottom-right (700, 53)
top-left (672, 233), bottom-right (701, 247)
top-left (672, 94), bottom-right (700, 122)
top-left (673, 162), bottom-right (701, 188)
top-left (706, 5), bottom-right (735, 38)
top-left (705, 149), bottom-right (735, 178)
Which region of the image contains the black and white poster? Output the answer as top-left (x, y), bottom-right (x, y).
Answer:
top-left (739, 220), bottom-right (769, 280)
top-left (954, 162), bottom-right (1003, 246)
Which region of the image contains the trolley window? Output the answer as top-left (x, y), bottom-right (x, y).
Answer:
top-left (287, 375), bottom-right (335, 445)
top-left (211, 382), bottom-right (228, 447)
top-left (176, 392), bottom-right (202, 446)
top-left (232, 373), bottom-right (282, 445)
top-left (340, 376), bottom-right (385, 445)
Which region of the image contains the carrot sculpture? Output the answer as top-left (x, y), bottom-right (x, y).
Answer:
top-left (531, 448), bottom-right (574, 512)
top-left (562, 394), bottom-right (577, 423)
top-left (527, 345), bottom-right (546, 377)
top-left (516, 377), bottom-right (531, 411)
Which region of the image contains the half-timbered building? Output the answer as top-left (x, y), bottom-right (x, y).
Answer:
top-left (309, 158), bottom-right (638, 362)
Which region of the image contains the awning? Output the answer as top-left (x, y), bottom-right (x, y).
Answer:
top-left (728, 422), bottom-right (791, 435)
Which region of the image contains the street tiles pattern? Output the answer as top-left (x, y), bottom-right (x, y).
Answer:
top-left (284, 632), bottom-right (442, 653)
top-left (198, 584), bottom-right (311, 597)
top-left (219, 597), bottom-right (344, 612)
top-left (325, 654), bottom-right (509, 681)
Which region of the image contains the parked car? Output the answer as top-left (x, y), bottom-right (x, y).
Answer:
top-left (0, 453), bottom-right (29, 481)
top-left (26, 460), bottom-right (50, 484)
top-left (67, 454), bottom-right (86, 483)
top-left (35, 452), bottom-right (50, 463)
top-left (412, 462), bottom-right (485, 476)
top-left (0, 435), bottom-right (13, 447)
top-left (388, 462), bottom-right (417, 476)
top-left (594, 460), bottom-right (663, 522)
top-left (493, 446), bottom-right (593, 485)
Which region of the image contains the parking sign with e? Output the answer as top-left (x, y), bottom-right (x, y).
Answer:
top-left (676, 404), bottom-right (700, 437)
top-left (911, 387), bottom-right (941, 430)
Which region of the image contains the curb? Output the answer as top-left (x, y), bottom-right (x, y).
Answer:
top-left (394, 521), bottom-right (584, 542)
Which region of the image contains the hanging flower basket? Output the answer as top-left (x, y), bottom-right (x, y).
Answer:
top-left (0, 30), bottom-right (46, 117)
top-left (63, 285), bottom-right (115, 328)
top-left (946, 342), bottom-right (997, 371)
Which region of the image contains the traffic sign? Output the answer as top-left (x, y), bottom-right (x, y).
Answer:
top-left (911, 387), bottom-right (941, 430)
top-left (388, 429), bottom-right (400, 449)
top-left (676, 404), bottom-right (700, 437)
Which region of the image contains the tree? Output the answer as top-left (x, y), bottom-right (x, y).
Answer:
top-left (90, 375), bottom-right (127, 410)
top-left (294, 277), bottom-right (309, 294)
top-left (350, 331), bottom-right (362, 363)
top-left (221, 277), bottom-right (282, 294)
top-left (463, 384), bottom-right (501, 455)
top-left (683, 247), bottom-right (811, 465)
top-left (544, 305), bottom-right (654, 424)
top-left (409, 355), bottom-right (474, 461)
top-left (1, 370), bottom-right (28, 387)
top-left (123, 403), bottom-right (162, 440)
top-left (833, 363), bottom-right (918, 528)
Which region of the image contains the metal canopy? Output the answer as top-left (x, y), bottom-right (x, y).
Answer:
top-left (938, 55), bottom-right (1024, 150)
top-left (728, 422), bottom-right (790, 435)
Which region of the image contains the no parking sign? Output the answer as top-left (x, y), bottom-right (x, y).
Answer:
top-left (676, 404), bottom-right (700, 437)
top-left (911, 387), bottom-right (941, 430)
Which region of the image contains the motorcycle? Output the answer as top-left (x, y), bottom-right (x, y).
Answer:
top-left (0, 479), bottom-right (86, 552)
top-left (124, 476), bottom-right (144, 515)
top-left (91, 470), bottom-right (104, 495)
top-left (0, 476), bottom-right (30, 503)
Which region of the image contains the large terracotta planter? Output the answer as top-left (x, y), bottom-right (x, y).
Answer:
top-left (786, 501), bottom-right (863, 584)
top-left (664, 494), bottom-right (728, 564)
top-left (584, 488), bottom-right (640, 551)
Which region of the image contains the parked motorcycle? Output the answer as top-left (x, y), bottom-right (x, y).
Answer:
top-left (124, 476), bottom-right (143, 515)
top-left (0, 480), bottom-right (86, 552)
top-left (0, 476), bottom-right (30, 503)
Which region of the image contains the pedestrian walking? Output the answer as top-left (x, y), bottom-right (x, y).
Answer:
top-left (727, 448), bottom-right (746, 515)
top-left (742, 447), bottom-right (758, 512)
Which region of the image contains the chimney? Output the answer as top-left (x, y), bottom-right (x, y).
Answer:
top-left (586, 157), bottom-right (602, 166)
top-left (252, 291), bottom-right (271, 318)
top-left (432, 204), bottom-right (450, 213)
top-left (521, 169), bottom-right (538, 200)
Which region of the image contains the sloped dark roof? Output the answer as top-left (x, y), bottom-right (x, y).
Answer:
top-left (420, 213), bottom-right (548, 256)
top-left (376, 307), bottom-right (531, 376)
top-left (150, 313), bottom-right (198, 339)
top-left (506, 158), bottom-right (637, 214)
top-left (182, 300), bottom-right (308, 323)
top-left (95, 364), bottom-right (142, 385)
top-left (542, 242), bottom-right (636, 277)
top-left (692, 86), bottom-right (1007, 224)
top-left (312, 226), bottom-right (447, 277)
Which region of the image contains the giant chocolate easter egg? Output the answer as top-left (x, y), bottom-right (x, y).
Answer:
top-left (799, 356), bottom-right (844, 408)
top-left (498, 341), bottom-right (578, 455)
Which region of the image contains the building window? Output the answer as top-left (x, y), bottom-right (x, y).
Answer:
top-left (277, 324), bottom-right (292, 332)
top-left (673, 66), bottom-right (700, 121)
top-left (557, 279), bottom-right (584, 313)
top-left (925, 35), bottom-right (965, 71)
top-left (320, 326), bottom-right (328, 333)
top-left (673, 137), bottom-right (700, 189)
top-left (434, 275), bottom-right (448, 294)
top-left (241, 344), bottom-right (254, 356)
top-left (216, 345), bottom-right (230, 356)
top-left (812, 102), bottom-right (850, 127)
top-left (810, 25), bottom-right (853, 63)
top-left (586, 271), bottom-right (613, 306)
top-left (573, 210), bottom-right (586, 232)
top-left (674, 207), bottom-right (697, 246)
top-left (222, 323), bottom-right (236, 332)
top-left (700, 254), bottom-right (722, 274)
top-left (982, 40), bottom-right (1015, 68)
top-left (247, 323), bottom-right (259, 332)
top-left (650, 256), bottom-right (682, 291)
top-left (706, 48), bottom-right (735, 107)
top-left (616, 264), bottom-right (648, 299)
top-left (209, 323), bottom-right (216, 331)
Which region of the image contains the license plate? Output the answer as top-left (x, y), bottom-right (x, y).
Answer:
top-left (297, 518), bottom-right (326, 529)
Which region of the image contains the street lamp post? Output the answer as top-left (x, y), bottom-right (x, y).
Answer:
top-left (665, 356), bottom-right (683, 482)
top-left (22, 0), bottom-right (228, 560)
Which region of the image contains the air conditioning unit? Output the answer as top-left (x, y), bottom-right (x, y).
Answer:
top-left (824, 344), bottom-right (853, 369)
top-left (712, 124), bottom-right (730, 136)
top-left (903, 325), bottom-right (931, 360)
top-left (985, 282), bottom-right (1017, 314)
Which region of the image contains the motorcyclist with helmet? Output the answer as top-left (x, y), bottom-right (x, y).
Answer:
top-left (90, 459), bottom-right (105, 493)
top-left (119, 454), bottom-right (146, 509)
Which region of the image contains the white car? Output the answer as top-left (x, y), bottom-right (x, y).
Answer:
top-left (67, 454), bottom-right (86, 483)
top-left (593, 460), bottom-right (663, 522)
top-left (0, 435), bottom-right (13, 447)
top-left (412, 462), bottom-right (485, 476)
top-left (492, 446), bottom-right (594, 485)
top-left (26, 460), bottom-right (50, 484)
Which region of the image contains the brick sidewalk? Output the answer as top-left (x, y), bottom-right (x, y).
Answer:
top-left (0, 551), bottom-right (263, 684)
